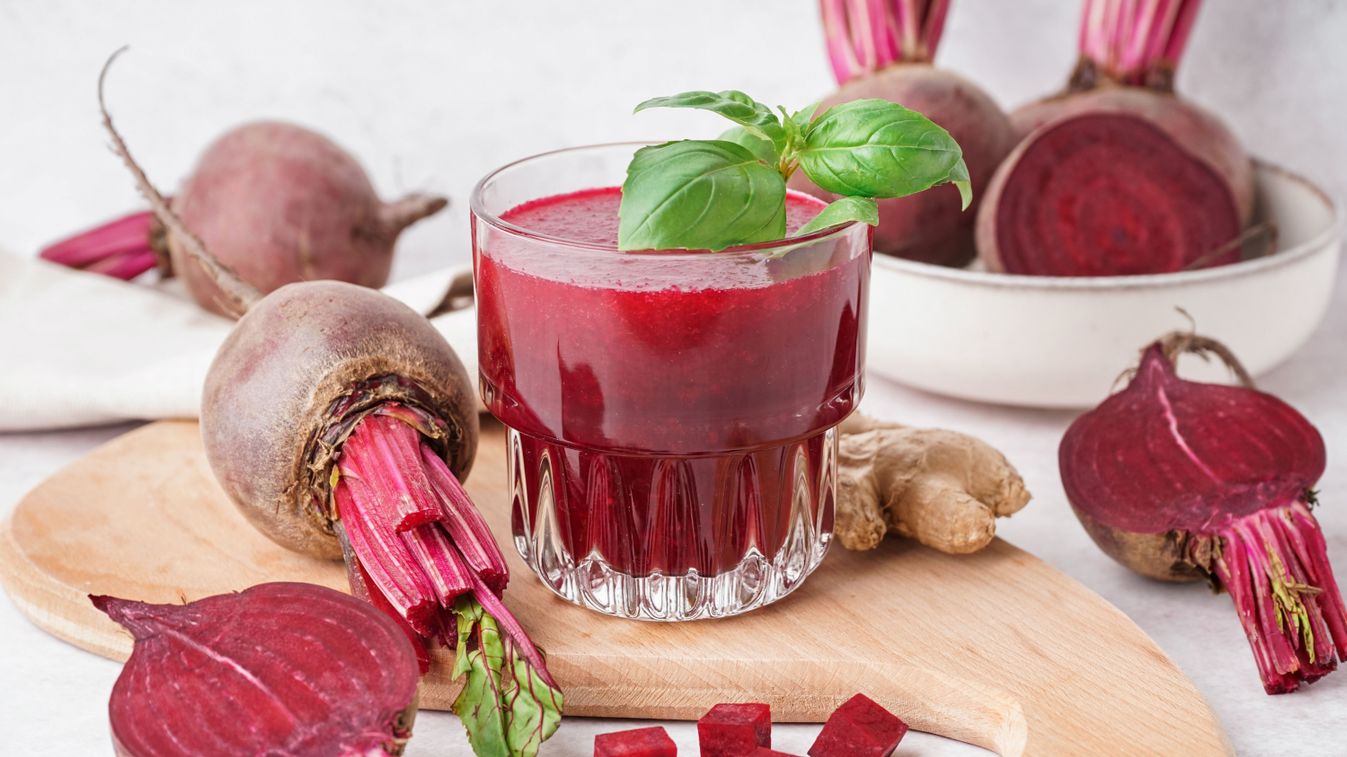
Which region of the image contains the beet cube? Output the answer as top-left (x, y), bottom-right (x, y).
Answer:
top-left (698, 702), bottom-right (772, 756)
top-left (807, 693), bottom-right (908, 757)
top-left (751, 749), bottom-right (800, 756)
top-left (594, 726), bottom-right (677, 757)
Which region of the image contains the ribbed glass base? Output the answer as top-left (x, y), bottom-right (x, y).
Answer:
top-left (507, 426), bottom-right (836, 621)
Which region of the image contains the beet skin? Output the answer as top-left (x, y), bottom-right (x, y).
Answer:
top-left (201, 281), bottom-right (478, 559)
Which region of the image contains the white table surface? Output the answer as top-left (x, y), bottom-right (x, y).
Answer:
top-left (2, 1), bottom-right (1345, 754)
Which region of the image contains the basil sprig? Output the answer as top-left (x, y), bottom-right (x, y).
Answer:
top-left (618, 89), bottom-right (970, 251)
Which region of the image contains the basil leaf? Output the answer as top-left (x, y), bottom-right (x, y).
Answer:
top-left (798, 99), bottom-right (971, 206)
top-left (795, 196), bottom-right (879, 236)
top-left (719, 125), bottom-right (779, 164)
top-left (791, 102), bottom-right (820, 130)
top-left (618, 140), bottom-right (786, 251)
top-left (635, 90), bottom-right (785, 152)
top-left (947, 155), bottom-right (973, 210)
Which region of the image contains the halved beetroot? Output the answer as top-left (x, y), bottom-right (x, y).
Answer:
top-left (978, 112), bottom-right (1242, 276)
top-left (594, 725), bottom-right (678, 757)
top-left (92, 582), bottom-right (419, 756)
top-left (808, 693), bottom-right (908, 757)
top-left (699, 702), bottom-right (772, 756)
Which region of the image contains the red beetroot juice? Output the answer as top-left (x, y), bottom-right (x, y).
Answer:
top-left (472, 146), bottom-right (870, 620)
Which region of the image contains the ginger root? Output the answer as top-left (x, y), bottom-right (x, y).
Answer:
top-left (836, 412), bottom-right (1030, 554)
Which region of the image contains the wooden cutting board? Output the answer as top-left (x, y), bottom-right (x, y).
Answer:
top-left (0, 420), bottom-right (1229, 755)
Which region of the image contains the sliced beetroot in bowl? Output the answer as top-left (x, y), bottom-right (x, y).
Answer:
top-left (978, 112), bottom-right (1243, 276)
top-left (1060, 332), bottom-right (1347, 693)
top-left (698, 702), bottom-right (772, 756)
top-left (808, 693), bottom-right (908, 757)
top-left (594, 725), bottom-right (677, 757)
top-left (92, 582), bottom-right (419, 756)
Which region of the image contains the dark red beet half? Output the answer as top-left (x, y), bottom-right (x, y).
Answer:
top-left (1060, 333), bottom-right (1347, 693)
top-left (977, 112), bottom-right (1242, 276)
top-left (92, 583), bottom-right (419, 756)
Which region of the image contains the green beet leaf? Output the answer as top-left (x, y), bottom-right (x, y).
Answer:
top-left (451, 597), bottom-right (564, 757)
top-left (618, 140), bottom-right (786, 251)
top-left (795, 196), bottom-right (879, 236)
top-left (798, 99), bottom-right (971, 208)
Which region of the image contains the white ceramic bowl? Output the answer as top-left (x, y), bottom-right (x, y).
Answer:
top-left (867, 162), bottom-right (1342, 408)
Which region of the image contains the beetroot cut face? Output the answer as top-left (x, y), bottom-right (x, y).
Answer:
top-left (1060, 334), bottom-right (1347, 693)
top-left (92, 582), bottom-right (419, 756)
top-left (980, 112), bottom-right (1242, 276)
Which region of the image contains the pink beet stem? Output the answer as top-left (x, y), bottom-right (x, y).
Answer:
top-left (335, 476), bottom-right (440, 636)
top-left (421, 444), bottom-right (510, 594)
top-left (1212, 500), bottom-right (1347, 694)
top-left (1078, 0), bottom-right (1201, 85)
top-left (335, 406), bottom-right (557, 688)
top-left (467, 570), bottom-right (559, 690)
top-left (337, 526), bottom-right (432, 674)
top-left (820, 0), bottom-right (950, 85)
top-left (38, 209), bottom-right (159, 280)
top-left (340, 415), bottom-right (444, 532)
top-left (402, 525), bottom-right (474, 606)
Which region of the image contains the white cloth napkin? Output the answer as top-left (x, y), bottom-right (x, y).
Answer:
top-left (0, 252), bottom-right (478, 431)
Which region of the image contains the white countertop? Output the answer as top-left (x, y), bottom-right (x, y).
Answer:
top-left (2, 1), bottom-right (1345, 754)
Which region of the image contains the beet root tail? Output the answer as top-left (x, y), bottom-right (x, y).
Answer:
top-left (1211, 500), bottom-right (1347, 694)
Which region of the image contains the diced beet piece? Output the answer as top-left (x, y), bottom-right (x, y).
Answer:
top-left (751, 749), bottom-right (800, 756)
top-left (594, 725), bottom-right (677, 757)
top-left (808, 694), bottom-right (908, 757)
top-left (699, 702), bottom-right (772, 756)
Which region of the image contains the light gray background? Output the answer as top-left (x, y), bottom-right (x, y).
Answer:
top-left (2, 1), bottom-right (1345, 755)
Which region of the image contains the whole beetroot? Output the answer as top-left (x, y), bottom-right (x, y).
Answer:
top-left (97, 51), bottom-right (561, 756)
top-left (40, 121), bottom-right (445, 317)
top-left (789, 0), bottom-right (1015, 266)
top-left (978, 0), bottom-right (1255, 276)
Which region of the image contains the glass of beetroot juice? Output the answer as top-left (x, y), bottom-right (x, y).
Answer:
top-left (471, 143), bottom-right (870, 620)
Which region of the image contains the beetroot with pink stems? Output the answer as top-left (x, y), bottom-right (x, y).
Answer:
top-left (1060, 331), bottom-right (1347, 693)
top-left (594, 726), bottom-right (678, 757)
top-left (978, 0), bottom-right (1254, 277)
top-left (92, 583), bottom-right (420, 756)
top-left (698, 702), bottom-right (772, 756)
top-left (808, 693), bottom-right (909, 757)
top-left (788, 0), bottom-right (1014, 267)
top-left (40, 120), bottom-right (445, 316)
top-left (94, 50), bottom-right (561, 756)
